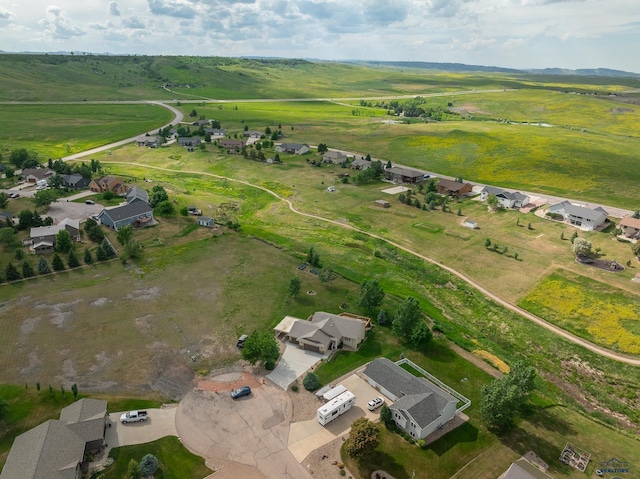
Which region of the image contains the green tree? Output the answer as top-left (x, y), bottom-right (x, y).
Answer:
top-left (392, 296), bottom-right (422, 339)
top-left (5, 262), bottom-right (20, 281)
top-left (33, 189), bottom-right (58, 211)
top-left (96, 245), bottom-right (108, 261)
top-left (55, 229), bottom-right (72, 253)
top-left (127, 459), bottom-right (140, 479)
top-left (68, 249), bottom-right (80, 268)
top-left (486, 194), bottom-right (499, 211)
top-left (484, 238), bottom-right (491, 248)
top-left (572, 237), bottom-right (592, 257)
top-left (123, 240), bottom-right (143, 261)
top-left (22, 261), bottom-right (35, 278)
top-left (48, 174), bottom-right (64, 189)
top-left (570, 231), bottom-right (578, 243)
top-left (303, 372), bottom-right (321, 391)
top-left (318, 267), bottom-right (333, 283)
top-left (101, 238), bottom-right (116, 258)
top-left (317, 143), bottom-right (328, 154)
top-left (14, 248), bottom-right (24, 260)
top-left (306, 246), bottom-right (321, 267)
top-left (377, 309), bottom-right (388, 326)
top-left (357, 279), bottom-right (385, 314)
top-left (37, 256), bottom-right (51, 274)
top-left (457, 208), bottom-right (462, 216)
top-left (481, 361), bottom-right (536, 430)
top-left (345, 417), bottom-right (379, 461)
top-left (288, 276), bottom-right (301, 297)
top-left (0, 192), bottom-right (8, 209)
top-left (102, 190), bottom-right (115, 201)
top-left (240, 331), bottom-right (280, 368)
top-left (71, 383), bottom-right (78, 398)
top-left (139, 454), bottom-right (159, 477)
top-left (180, 206), bottom-right (189, 216)
top-left (0, 227), bottom-right (17, 248)
top-left (632, 242), bottom-right (640, 259)
top-left (84, 219), bottom-right (104, 242)
top-left (84, 248), bottom-right (93, 265)
top-left (379, 404), bottom-right (392, 425)
top-left (154, 200), bottom-right (175, 216)
top-left (52, 253), bottom-right (65, 271)
top-left (385, 160), bottom-right (392, 169)
top-left (149, 185), bottom-right (169, 208)
top-left (117, 225), bottom-right (134, 245)
top-left (410, 322), bottom-right (433, 349)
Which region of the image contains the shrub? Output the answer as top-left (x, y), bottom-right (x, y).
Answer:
top-left (291, 383), bottom-right (299, 392)
top-left (303, 372), bottom-right (321, 391)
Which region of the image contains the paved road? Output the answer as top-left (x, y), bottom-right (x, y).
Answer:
top-left (102, 160), bottom-right (640, 366)
top-left (266, 345), bottom-right (327, 390)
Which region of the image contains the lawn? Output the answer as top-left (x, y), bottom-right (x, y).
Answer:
top-left (96, 436), bottom-right (211, 479)
top-left (519, 270), bottom-right (640, 355)
top-left (0, 103), bottom-right (173, 159)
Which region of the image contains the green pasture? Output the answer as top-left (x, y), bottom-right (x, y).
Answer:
top-left (0, 103), bottom-right (172, 159)
top-left (98, 437), bottom-right (211, 479)
top-left (88, 160), bottom-right (640, 427)
top-left (519, 270), bottom-right (640, 355)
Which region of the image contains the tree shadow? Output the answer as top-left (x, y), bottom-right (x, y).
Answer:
top-left (520, 404), bottom-right (576, 436)
top-left (425, 341), bottom-right (458, 363)
top-left (363, 451), bottom-right (412, 479)
top-left (497, 424), bottom-right (562, 466)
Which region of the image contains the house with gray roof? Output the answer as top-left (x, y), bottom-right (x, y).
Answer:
top-left (384, 166), bottom-right (424, 184)
top-left (363, 358), bottom-right (459, 440)
top-left (480, 186), bottom-right (530, 209)
top-left (274, 311), bottom-right (371, 353)
top-left (275, 143), bottom-right (310, 155)
top-left (547, 201), bottom-right (608, 231)
top-left (350, 158), bottom-right (371, 170)
top-left (177, 137), bottom-right (201, 148)
top-left (204, 128), bottom-right (226, 137)
top-left (30, 218), bottom-right (80, 254)
top-left (61, 173), bottom-right (90, 190)
top-left (21, 168), bottom-right (55, 184)
top-left (501, 458), bottom-right (553, 479)
top-left (135, 135), bottom-right (162, 148)
top-left (0, 399), bottom-right (108, 479)
top-left (322, 150), bottom-right (348, 164)
top-left (97, 198), bottom-right (154, 231)
top-left (126, 186), bottom-right (149, 204)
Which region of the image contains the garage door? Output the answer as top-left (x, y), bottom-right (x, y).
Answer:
top-left (304, 344), bottom-right (322, 353)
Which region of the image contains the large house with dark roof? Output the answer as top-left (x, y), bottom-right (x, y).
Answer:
top-left (274, 311), bottom-right (371, 353)
top-left (61, 173), bottom-right (90, 190)
top-left (547, 201), bottom-right (608, 231)
top-left (125, 186), bottom-right (149, 204)
top-left (363, 358), bottom-right (460, 439)
top-left (97, 198), bottom-right (154, 231)
top-left (437, 179), bottom-right (473, 198)
top-left (480, 186), bottom-right (530, 209)
top-left (384, 166), bottom-right (424, 184)
top-left (0, 398), bottom-right (108, 479)
top-left (30, 218), bottom-right (80, 254)
top-left (21, 168), bottom-right (55, 183)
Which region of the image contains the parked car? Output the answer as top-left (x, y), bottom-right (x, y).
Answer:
top-left (367, 397), bottom-right (385, 411)
top-left (236, 334), bottom-right (248, 348)
top-left (85, 199), bottom-right (95, 205)
top-left (120, 410), bottom-right (148, 423)
top-left (231, 386), bottom-right (251, 399)
top-left (8, 193), bottom-right (20, 199)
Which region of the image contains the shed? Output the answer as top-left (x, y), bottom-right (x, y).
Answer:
top-left (197, 217), bottom-right (214, 227)
top-left (464, 220), bottom-right (478, 229)
top-left (374, 200), bottom-right (390, 208)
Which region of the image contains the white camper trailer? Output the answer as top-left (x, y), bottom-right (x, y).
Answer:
top-left (317, 390), bottom-right (355, 426)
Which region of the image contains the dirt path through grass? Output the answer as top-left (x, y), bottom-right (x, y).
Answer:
top-left (102, 161), bottom-right (640, 366)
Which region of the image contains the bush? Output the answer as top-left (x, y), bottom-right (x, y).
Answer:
top-left (291, 383), bottom-right (299, 392)
top-left (303, 372), bottom-right (321, 391)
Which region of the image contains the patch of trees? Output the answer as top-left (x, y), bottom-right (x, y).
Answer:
top-left (352, 160), bottom-right (384, 185)
top-left (391, 297), bottom-right (433, 350)
top-left (17, 210), bottom-right (52, 230)
top-left (481, 361), bottom-right (536, 430)
top-left (240, 331), bottom-right (280, 369)
top-left (345, 417), bottom-right (379, 461)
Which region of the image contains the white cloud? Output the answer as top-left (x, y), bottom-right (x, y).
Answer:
top-left (0, 6), bottom-right (15, 20)
top-left (122, 16), bottom-right (145, 29)
top-left (38, 5), bottom-right (85, 39)
top-left (109, 1), bottom-right (121, 16)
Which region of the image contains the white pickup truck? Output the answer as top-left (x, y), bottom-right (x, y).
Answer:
top-left (120, 410), bottom-right (148, 424)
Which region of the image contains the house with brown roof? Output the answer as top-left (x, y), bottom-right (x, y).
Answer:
top-left (619, 216), bottom-right (640, 240)
top-left (274, 311), bottom-right (371, 353)
top-left (21, 168), bottom-right (55, 183)
top-left (437, 179), bottom-right (473, 198)
top-left (219, 139), bottom-right (245, 152)
top-left (89, 176), bottom-right (128, 196)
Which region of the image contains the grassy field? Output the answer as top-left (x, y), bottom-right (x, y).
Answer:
top-left (98, 437), bottom-right (211, 479)
top-left (0, 103), bottom-right (172, 159)
top-left (519, 270), bottom-right (640, 355)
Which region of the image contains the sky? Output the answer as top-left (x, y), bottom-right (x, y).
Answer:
top-left (1, 0), bottom-right (639, 72)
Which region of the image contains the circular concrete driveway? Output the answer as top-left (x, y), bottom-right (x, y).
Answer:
top-left (176, 371), bottom-right (312, 479)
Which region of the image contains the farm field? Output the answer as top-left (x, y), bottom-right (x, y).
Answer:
top-left (0, 103), bottom-right (173, 159)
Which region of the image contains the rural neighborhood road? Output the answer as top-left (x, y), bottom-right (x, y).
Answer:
top-left (102, 161), bottom-right (640, 366)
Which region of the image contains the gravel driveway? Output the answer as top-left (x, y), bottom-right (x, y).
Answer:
top-left (46, 199), bottom-right (103, 222)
